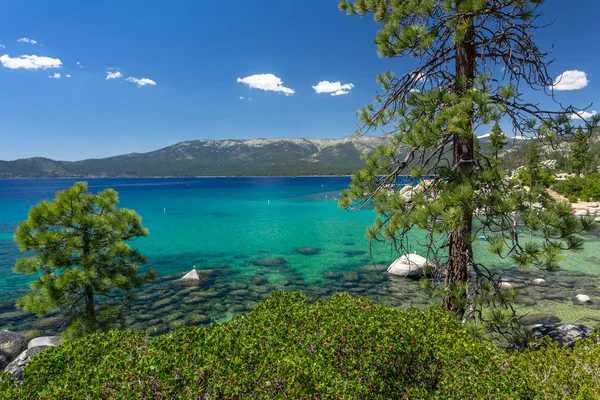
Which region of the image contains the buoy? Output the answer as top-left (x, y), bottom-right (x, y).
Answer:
top-left (479, 235), bottom-right (487, 241)
top-left (268, 200), bottom-right (270, 206)
top-left (164, 208), bottom-right (166, 214)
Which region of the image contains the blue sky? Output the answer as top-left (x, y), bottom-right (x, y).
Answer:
top-left (0, 0), bottom-right (598, 161)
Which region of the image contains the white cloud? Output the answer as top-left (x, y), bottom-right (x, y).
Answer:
top-left (105, 70), bottom-right (123, 80)
top-left (569, 110), bottom-right (597, 120)
top-left (0, 54), bottom-right (62, 70)
top-left (125, 77), bottom-right (157, 87)
top-left (312, 81), bottom-right (355, 96)
top-left (552, 70), bottom-right (589, 91)
top-left (49, 73), bottom-right (60, 79)
top-left (0, 44), bottom-right (4, 49)
top-left (236, 74), bottom-right (295, 96)
top-left (65, 74), bottom-right (71, 78)
top-left (238, 96), bottom-right (252, 101)
top-left (17, 37), bottom-right (37, 45)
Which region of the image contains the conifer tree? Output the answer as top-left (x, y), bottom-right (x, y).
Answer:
top-left (570, 126), bottom-right (592, 176)
top-left (13, 182), bottom-right (156, 338)
top-left (489, 122), bottom-right (508, 160)
top-left (338, 0), bottom-right (597, 331)
top-left (525, 141), bottom-right (541, 191)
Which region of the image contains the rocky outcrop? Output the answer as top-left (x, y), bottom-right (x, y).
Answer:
top-left (0, 331), bottom-right (28, 369)
top-left (532, 324), bottom-right (595, 348)
top-left (4, 346), bottom-right (49, 380)
top-left (28, 336), bottom-right (62, 349)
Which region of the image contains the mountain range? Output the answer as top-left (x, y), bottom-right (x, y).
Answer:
top-left (0, 134), bottom-right (545, 178)
top-left (0, 136), bottom-right (391, 178)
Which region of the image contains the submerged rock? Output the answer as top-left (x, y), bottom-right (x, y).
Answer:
top-left (531, 278), bottom-right (548, 286)
top-left (295, 247), bottom-right (321, 256)
top-left (344, 250), bottom-right (367, 257)
top-left (519, 313), bottom-right (560, 327)
top-left (251, 257), bottom-right (287, 267)
top-left (532, 324), bottom-right (595, 348)
top-left (4, 346), bottom-right (49, 380)
top-left (0, 331), bottom-right (28, 369)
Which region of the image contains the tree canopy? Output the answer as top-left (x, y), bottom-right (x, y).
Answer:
top-left (13, 182), bottom-right (156, 338)
top-left (338, 0), bottom-right (597, 337)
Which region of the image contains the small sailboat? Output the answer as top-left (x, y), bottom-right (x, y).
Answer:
top-left (179, 265), bottom-right (200, 281)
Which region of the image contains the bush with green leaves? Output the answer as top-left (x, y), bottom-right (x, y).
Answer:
top-left (1, 292), bottom-right (599, 399)
top-left (554, 173), bottom-right (600, 202)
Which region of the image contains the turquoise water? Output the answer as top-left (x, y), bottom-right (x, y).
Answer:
top-left (0, 177), bottom-right (599, 336)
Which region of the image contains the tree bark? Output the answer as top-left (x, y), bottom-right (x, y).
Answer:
top-left (443, 13), bottom-right (476, 313)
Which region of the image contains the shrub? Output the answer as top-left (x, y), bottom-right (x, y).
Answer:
top-left (2, 292), bottom-right (599, 399)
top-left (554, 173), bottom-right (600, 201)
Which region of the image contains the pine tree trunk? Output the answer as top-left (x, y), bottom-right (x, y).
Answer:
top-left (443, 13), bottom-right (476, 314)
top-left (84, 286), bottom-right (97, 331)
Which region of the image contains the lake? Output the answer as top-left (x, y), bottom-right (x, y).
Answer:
top-left (0, 177), bottom-right (599, 336)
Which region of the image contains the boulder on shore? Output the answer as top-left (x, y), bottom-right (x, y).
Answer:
top-left (4, 346), bottom-right (49, 380)
top-left (0, 331), bottom-right (28, 370)
top-left (28, 336), bottom-right (62, 349)
top-left (531, 278), bottom-right (548, 286)
top-left (387, 253), bottom-right (430, 278)
top-left (532, 324), bottom-right (594, 348)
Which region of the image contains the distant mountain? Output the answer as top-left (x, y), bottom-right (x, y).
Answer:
top-left (0, 136), bottom-right (392, 178)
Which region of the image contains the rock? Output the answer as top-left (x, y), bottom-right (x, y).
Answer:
top-left (344, 250), bottom-right (367, 257)
top-left (179, 266), bottom-right (200, 281)
top-left (354, 264), bottom-right (389, 273)
top-left (17, 330), bottom-right (41, 341)
top-left (295, 247), bottom-right (321, 256)
top-left (229, 289), bottom-right (250, 296)
top-left (532, 324), bottom-right (595, 348)
top-left (251, 277), bottom-right (269, 285)
top-left (0, 331), bottom-right (28, 369)
top-left (387, 253), bottom-right (430, 278)
top-left (574, 209), bottom-right (588, 216)
top-left (589, 203), bottom-right (599, 208)
top-left (152, 298), bottom-right (173, 308)
top-left (28, 336), bottom-right (62, 349)
top-left (499, 282), bottom-right (514, 289)
top-left (250, 257), bottom-right (287, 267)
top-left (4, 346), bottom-right (49, 380)
top-left (323, 271), bottom-right (343, 279)
top-left (342, 272), bottom-right (359, 282)
top-left (574, 294), bottom-right (592, 304)
top-left (0, 311), bottom-right (31, 323)
top-left (398, 185), bottom-right (413, 195)
top-left (519, 313), bottom-right (560, 327)
top-left (31, 317), bottom-right (66, 331)
top-left (531, 278), bottom-right (548, 286)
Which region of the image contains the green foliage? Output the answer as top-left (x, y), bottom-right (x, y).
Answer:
top-left (489, 121), bottom-right (508, 159)
top-left (570, 127), bottom-right (593, 175)
top-left (3, 293), bottom-right (600, 399)
top-left (515, 167), bottom-right (556, 189)
top-left (13, 182), bottom-right (156, 339)
top-left (554, 173), bottom-right (600, 201)
top-left (525, 141), bottom-right (541, 190)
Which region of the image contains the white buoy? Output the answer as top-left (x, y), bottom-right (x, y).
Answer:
top-left (164, 208), bottom-right (166, 214)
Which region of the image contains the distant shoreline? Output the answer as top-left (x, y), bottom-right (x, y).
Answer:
top-left (0, 175), bottom-right (355, 180)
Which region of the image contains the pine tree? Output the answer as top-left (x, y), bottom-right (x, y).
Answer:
top-left (13, 182), bottom-right (156, 338)
top-left (570, 127), bottom-right (592, 176)
top-left (525, 141), bottom-right (541, 191)
top-left (338, 0), bottom-right (597, 329)
top-left (489, 122), bottom-right (508, 160)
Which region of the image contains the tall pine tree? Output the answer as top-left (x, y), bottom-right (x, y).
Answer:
top-left (489, 122), bottom-right (508, 160)
top-left (338, 0), bottom-right (597, 328)
top-left (570, 126), bottom-right (592, 175)
top-left (14, 182), bottom-right (156, 338)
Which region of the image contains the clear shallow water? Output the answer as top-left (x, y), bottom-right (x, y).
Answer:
top-left (0, 177), bottom-right (599, 337)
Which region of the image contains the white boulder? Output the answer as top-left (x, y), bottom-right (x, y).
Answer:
top-left (499, 282), bottom-right (514, 290)
top-left (531, 278), bottom-right (547, 286)
top-left (28, 336), bottom-right (63, 349)
top-left (387, 253), bottom-right (430, 278)
top-left (574, 294), bottom-right (592, 304)
top-left (574, 210), bottom-right (588, 216)
top-left (179, 266), bottom-right (200, 281)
